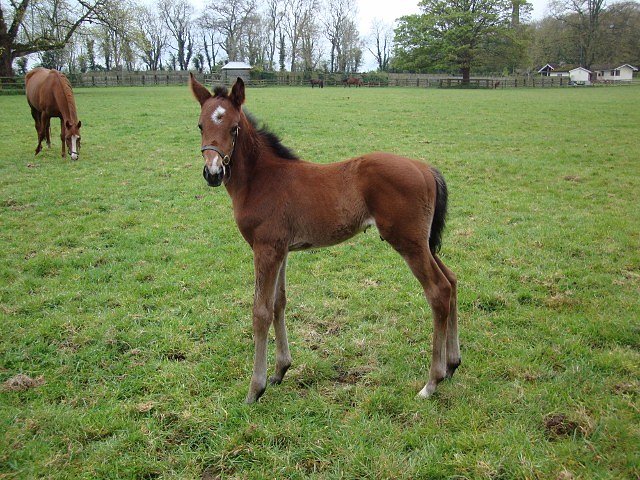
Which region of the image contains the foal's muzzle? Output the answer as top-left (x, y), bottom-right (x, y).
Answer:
top-left (203, 164), bottom-right (223, 187)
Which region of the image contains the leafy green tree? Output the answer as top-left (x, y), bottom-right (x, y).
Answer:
top-left (393, 0), bottom-right (516, 82)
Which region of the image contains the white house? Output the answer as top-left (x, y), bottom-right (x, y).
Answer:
top-left (593, 64), bottom-right (638, 82)
top-left (538, 64), bottom-right (570, 77)
top-left (569, 67), bottom-right (592, 85)
top-left (221, 61), bottom-right (252, 83)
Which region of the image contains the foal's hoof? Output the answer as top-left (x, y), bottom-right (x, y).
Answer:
top-left (245, 386), bottom-right (266, 404)
top-left (446, 358), bottom-right (462, 379)
top-left (269, 375), bottom-right (283, 386)
top-left (416, 383), bottom-right (437, 399)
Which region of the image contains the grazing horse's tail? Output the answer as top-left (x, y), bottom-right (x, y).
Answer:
top-left (429, 167), bottom-right (448, 254)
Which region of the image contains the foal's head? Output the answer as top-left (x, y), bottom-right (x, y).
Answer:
top-left (65, 120), bottom-right (81, 160)
top-left (190, 74), bottom-right (245, 187)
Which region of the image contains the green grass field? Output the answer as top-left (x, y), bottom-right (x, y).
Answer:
top-left (1, 84), bottom-right (639, 479)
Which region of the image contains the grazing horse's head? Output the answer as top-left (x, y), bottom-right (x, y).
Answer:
top-left (190, 74), bottom-right (245, 187)
top-left (65, 120), bottom-right (82, 160)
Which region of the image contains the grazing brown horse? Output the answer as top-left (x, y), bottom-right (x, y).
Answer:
top-left (25, 68), bottom-right (82, 160)
top-left (343, 77), bottom-right (363, 87)
top-left (190, 75), bottom-right (460, 403)
top-left (310, 78), bottom-right (324, 88)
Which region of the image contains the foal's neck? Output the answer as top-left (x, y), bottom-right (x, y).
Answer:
top-left (224, 114), bottom-right (260, 197)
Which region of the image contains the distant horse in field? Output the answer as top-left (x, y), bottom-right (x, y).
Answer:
top-left (343, 77), bottom-right (363, 88)
top-left (189, 75), bottom-right (460, 403)
top-left (310, 79), bottom-right (324, 88)
top-left (25, 68), bottom-right (82, 160)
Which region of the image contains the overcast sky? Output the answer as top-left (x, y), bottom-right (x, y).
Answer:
top-left (356, 0), bottom-right (548, 34)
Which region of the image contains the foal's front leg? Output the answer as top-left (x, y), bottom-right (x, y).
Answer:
top-left (246, 244), bottom-right (286, 404)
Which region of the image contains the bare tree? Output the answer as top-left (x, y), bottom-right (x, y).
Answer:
top-left (322, 0), bottom-right (360, 72)
top-left (244, 12), bottom-right (267, 66)
top-left (0, 0), bottom-right (105, 76)
top-left (323, 0), bottom-right (346, 72)
top-left (201, 0), bottom-right (257, 62)
top-left (298, 6), bottom-right (322, 71)
top-left (160, 0), bottom-right (194, 70)
top-left (93, 0), bottom-right (136, 71)
top-left (282, 0), bottom-right (317, 71)
top-left (263, 0), bottom-right (285, 70)
top-left (338, 18), bottom-right (362, 72)
top-left (195, 20), bottom-right (222, 72)
top-left (132, 5), bottom-right (167, 71)
top-left (367, 18), bottom-right (393, 71)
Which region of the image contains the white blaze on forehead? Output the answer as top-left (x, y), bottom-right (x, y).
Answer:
top-left (212, 106), bottom-right (226, 125)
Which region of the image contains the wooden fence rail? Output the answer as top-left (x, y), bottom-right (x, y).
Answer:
top-left (3, 72), bottom-right (637, 92)
top-left (0, 77), bottom-right (26, 95)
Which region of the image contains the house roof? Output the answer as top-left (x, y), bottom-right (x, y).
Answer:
top-left (591, 64), bottom-right (638, 71)
top-left (538, 63), bottom-right (581, 73)
top-left (569, 67), bottom-right (592, 73)
top-left (537, 64), bottom-right (555, 72)
top-left (221, 61), bottom-right (252, 70)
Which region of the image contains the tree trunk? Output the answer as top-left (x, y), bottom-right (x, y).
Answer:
top-left (461, 67), bottom-right (470, 85)
top-left (0, 47), bottom-right (14, 78)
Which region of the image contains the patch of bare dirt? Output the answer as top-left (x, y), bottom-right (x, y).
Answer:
top-left (3, 374), bottom-right (45, 392)
top-left (543, 413), bottom-right (582, 438)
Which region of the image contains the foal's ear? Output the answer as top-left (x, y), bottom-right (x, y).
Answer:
top-left (189, 72), bottom-right (212, 106)
top-left (65, 120), bottom-right (71, 129)
top-left (230, 77), bottom-right (245, 108)
top-left (77, 120), bottom-right (81, 129)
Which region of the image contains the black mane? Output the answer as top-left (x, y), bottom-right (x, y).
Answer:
top-left (245, 111), bottom-right (299, 161)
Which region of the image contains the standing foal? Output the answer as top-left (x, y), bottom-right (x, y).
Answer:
top-left (190, 75), bottom-right (460, 403)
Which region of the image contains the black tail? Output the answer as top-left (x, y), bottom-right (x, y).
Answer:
top-left (429, 167), bottom-right (448, 254)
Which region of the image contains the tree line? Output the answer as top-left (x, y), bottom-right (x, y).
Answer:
top-left (2, 0), bottom-right (638, 80)
top-left (393, 0), bottom-right (640, 82)
top-left (1, 0), bottom-right (375, 77)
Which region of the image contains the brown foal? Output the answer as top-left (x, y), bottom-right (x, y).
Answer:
top-left (190, 75), bottom-right (460, 403)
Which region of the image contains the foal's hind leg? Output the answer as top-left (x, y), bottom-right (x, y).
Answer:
top-left (45, 117), bottom-right (51, 148)
top-left (270, 254), bottom-right (292, 386)
top-left (382, 230), bottom-right (451, 397)
top-left (407, 249), bottom-right (451, 397)
top-left (434, 255), bottom-right (460, 378)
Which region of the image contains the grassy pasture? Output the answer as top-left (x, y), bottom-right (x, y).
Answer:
top-left (1, 84), bottom-right (639, 479)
